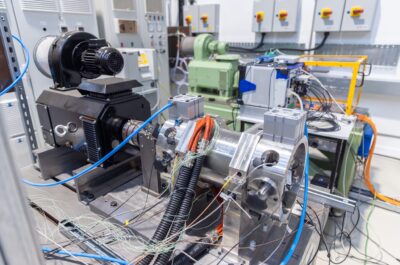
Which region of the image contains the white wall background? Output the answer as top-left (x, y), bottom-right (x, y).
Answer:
top-left (171, 0), bottom-right (400, 159)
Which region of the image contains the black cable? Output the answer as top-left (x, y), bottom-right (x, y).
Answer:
top-left (329, 231), bottom-right (352, 265)
top-left (229, 33), bottom-right (266, 52)
top-left (178, 0), bottom-right (185, 26)
top-left (350, 205), bottom-right (400, 263)
top-left (44, 254), bottom-right (87, 265)
top-left (279, 32), bottom-right (330, 52)
top-left (307, 114), bottom-right (340, 132)
top-left (138, 165), bottom-right (194, 265)
top-left (154, 156), bottom-right (206, 265)
top-left (215, 224), bottom-right (261, 265)
top-left (168, 238), bottom-right (213, 265)
top-left (296, 202), bottom-right (331, 265)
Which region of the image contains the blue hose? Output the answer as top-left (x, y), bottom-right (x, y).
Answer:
top-left (0, 35), bottom-right (30, 97)
top-left (279, 125), bottom-right (309, 265)
top-left (23, 102), bottom-right (174, 187)
top-left (42, 247), bottom-right (131, 265)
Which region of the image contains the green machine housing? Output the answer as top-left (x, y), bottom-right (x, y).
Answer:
top-left (186, 34), bottom-right (240, 128)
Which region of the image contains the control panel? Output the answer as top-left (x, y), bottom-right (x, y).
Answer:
top-left (272, 0), bottom-right (300, 32)
top-left (183, 4), bottom-right (220, 33)
top-left (252, 0), bottom-right (275, 33)
top-left (341, 0), bottom-right (378, 31)
top-left (314, 0), bottom-right (346, 32)
top-left (145, 12), bottom-right (168, 53)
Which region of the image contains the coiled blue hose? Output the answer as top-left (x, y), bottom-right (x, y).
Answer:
top-left (42, 247), bottom-right (131, 265)
top-left (0, 35), bottom-right (30, 97)
top-left (280, 125), bottom-right (309, 265)
top-left (23, 102), bottom-right (173, 187)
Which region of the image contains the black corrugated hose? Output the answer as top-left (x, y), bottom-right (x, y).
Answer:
top-left (153, 155), bottom-right (206, 265)
top-left (167, 238), bottom-right (213, 265)
top-left (138, 165), bottom-right (194, 265)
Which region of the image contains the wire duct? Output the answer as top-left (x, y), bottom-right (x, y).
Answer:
top-left (138, 165), bottom-right (194, 265)
top-left (154, 155), bottom-right (206, 265)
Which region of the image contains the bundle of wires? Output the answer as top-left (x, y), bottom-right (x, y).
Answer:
top-left (138, 115), bottom-right (215, 265)
top-left (304, 74), bottom-right (341, 132)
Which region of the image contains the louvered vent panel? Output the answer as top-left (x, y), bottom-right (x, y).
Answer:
top-left (20, 0), bottom-right (59, 12)
top-left (60, 0), bottom-right (91, 14)
top-left (0, 0), bottom-right (6, 9)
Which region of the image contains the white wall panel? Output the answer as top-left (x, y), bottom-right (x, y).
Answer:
top-left (194, 0), bottom-right (315, 45)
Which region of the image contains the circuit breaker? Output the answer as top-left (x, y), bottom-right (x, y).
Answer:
top-left (252, 0), bottom-right (275, 33)
top-left (341, 0), bottom-right (378, 31)
top-left (184, 5), bottom-right (199, 33)
top-left (198, 4), bottom-right (220, 33)
top-left (272, 0), bottom-right (300, 32)
top-left (314, 0), bottom-right (346, 32)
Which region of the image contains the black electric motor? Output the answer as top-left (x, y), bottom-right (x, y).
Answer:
top-left (34, 31), bottom-right (152, 180)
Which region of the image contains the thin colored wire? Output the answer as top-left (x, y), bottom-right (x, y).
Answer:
top-left (42, 247), bottom-right (130, 265)
top-left (364, 195), bottom-right (376, 265)
top-left (0, 35), bottom-right (30, 97)
top-left (22, 102), bottom-right (174, 187)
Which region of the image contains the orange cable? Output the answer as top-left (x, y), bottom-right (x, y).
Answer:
top-left (187, 118), bottom-right (206, 151)
top-left (356, 114), bottom-right (400, 207)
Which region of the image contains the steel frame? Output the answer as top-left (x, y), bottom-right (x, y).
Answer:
top-left (300, 54), bottom-right (368, 115)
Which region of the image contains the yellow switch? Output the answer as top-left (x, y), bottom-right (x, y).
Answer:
top-left (350, 6), bottom-right (364, 17)
top-left (200, 14), bottom-right (208, 23)
top-left (278, 10), bottom-right (288, 21)
top-left (320, 7), bottom-right (333, 19)
top-left (256, 11), bottom-right (265, 23)
top-left (185, 15), bottom-right (192, 25)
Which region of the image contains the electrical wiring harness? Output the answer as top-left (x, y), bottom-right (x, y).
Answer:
top-left (138, 115), bottom-right (215, 265)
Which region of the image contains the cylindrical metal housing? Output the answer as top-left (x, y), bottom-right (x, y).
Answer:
top-left (204, 128), bottom-right (240, 176)
top-left (180, 36), bottom-right (196, 57)
top-left (33, 35), bottom-right (57, 78)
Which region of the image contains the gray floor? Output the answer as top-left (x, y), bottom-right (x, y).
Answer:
top-left (316, 154), bottom-right (400, 265)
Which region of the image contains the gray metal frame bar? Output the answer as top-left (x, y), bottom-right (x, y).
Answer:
top-left (300, 185), bottom-right (357, 213)
top-left (0, 12), bottom-right (38, 162)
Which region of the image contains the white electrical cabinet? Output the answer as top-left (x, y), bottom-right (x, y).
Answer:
top-left (117, 48), bottom-right (159, 110)
top-left (314, 0), bottom-right (346, 32)
top-left (183, 4), bottom-right (219, 33)
top-left (272, 0), bottom-right (300, 32)
top-left (96, 0), bottom-right (170, 110)
top-left (96, 0), bottom-right (141, 48)
top-left (252, 0), bottom-right (275, 33)
top-left (183, 5), bottom-right (199, 33)
top-left (341, 0), bottom-right (378, 31)
top-left (198, 4), bottom-right (219, 33)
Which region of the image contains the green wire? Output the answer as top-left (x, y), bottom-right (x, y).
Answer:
top-left (364, 195), bottom-right (376, 265)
